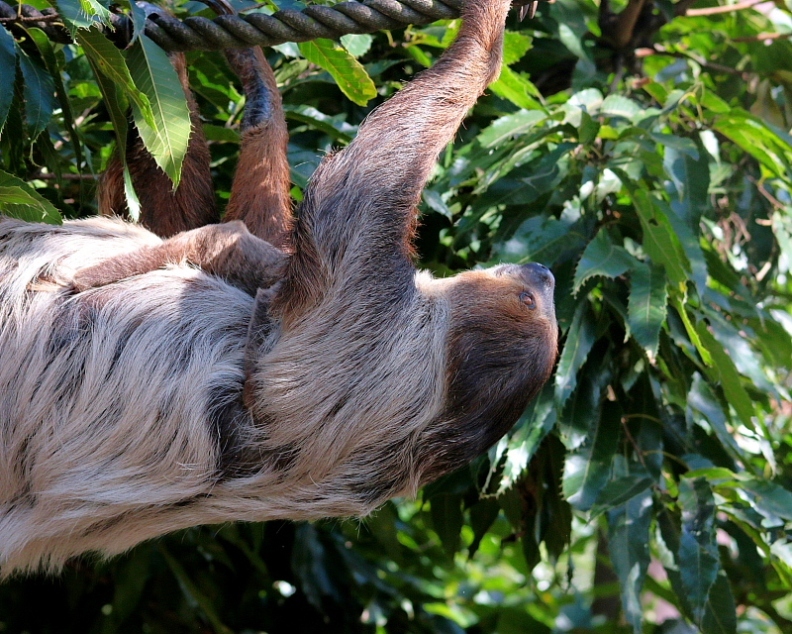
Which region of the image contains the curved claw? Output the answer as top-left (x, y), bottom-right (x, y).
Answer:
top-left (518, 0), bottom-right (539, 20)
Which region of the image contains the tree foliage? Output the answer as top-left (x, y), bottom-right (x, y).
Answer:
top-left (1, 0), bottom-right (792, 631)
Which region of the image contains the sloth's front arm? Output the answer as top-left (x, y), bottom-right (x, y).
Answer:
top-left (71, 221), bottom-right (286, 295)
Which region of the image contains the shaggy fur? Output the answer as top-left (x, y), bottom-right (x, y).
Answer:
top-left (0, 0), bottom-right (558, 575)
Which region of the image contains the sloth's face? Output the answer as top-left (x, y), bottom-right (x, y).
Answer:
top-left (416, 263), bottom-right (558, 481)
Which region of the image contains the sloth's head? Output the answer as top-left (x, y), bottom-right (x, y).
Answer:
top-left (417, 262), bottom-right (558, 483)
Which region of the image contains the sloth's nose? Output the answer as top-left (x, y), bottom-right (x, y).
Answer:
top-left (520, 262), bottom-right (554, 291)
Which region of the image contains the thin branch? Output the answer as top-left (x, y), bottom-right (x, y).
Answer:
top-left (733, 31), bottom-right (792, 42)
top-left (0, 13), bottom-right (60, 22)
top-left (685, 0), bottom-right (766, 17)
top-left (30, 172), bottom-right (99, 181)
top-left (645, 46), bottom-right (752, 78)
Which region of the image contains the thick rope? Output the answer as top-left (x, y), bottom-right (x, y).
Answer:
top-left (0, 0), bottom-right (485, 51)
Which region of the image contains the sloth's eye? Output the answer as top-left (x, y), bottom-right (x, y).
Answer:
top-left (519, 292), bottom-right (536, 309)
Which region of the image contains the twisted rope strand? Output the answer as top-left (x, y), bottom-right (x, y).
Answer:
top-left (0, 0), bottom-right (479, 51)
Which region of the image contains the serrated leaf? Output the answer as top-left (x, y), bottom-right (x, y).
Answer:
top-left (628, 262), bottom-right (668, 356)
top-left (17, 47), bottom-right (56, 140)
top-left (478, 110), bottom-right (545, 148)
top-left (0, 185), bottom-right (46, 206)
top-left (632, 190), bottom-right (690, 289)
top-left (53, 0), bottom-right (111, 34)
top-left (696, 324), bottom-right (755, 430)
top-left (127, 36), bottom-right (191, 188)
top-left (700, 574), bottom-right (737, 634)
top-left (678, 477), bottom-right (720, 624)
top-left (299, 39), bottom-right (376, 106)
top-left (490, 66), bottom-right (542, 111)
top-left (608, 489), bottom-right (653, 633)
top-left (554, 301), bottom-right (597, 407)
top-left (84, 46), bottom-right (141, 220)
top-left (77, 27), bottom-right (154, 128)
top-left (0, 27), bottom-right (16, 134)
top-left (573, 228), bottom-right (635, 293)
top-left (0, 170), bottom-right (61, 223)
top-left (562, 403), bottom-right (621, 511)
top-left (686, 374), bottom-right (746, 464)
top-left (664, 137), bottom-right (710, 228)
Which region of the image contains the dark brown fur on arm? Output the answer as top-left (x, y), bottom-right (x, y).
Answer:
top-left (275, 0), bottom-right (509, 319)
top-left (98, 52), bottom-right (219, 238)
top-left (223, 48), bottom-right (293, 251)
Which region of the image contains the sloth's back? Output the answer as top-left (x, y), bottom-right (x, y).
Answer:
top-left (0, 217), bottom-right (254, 572)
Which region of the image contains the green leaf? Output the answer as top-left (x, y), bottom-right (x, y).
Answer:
top-left (573, 228), bottom-right (635, 293)
top-left (490, 66), bottom-right (542, 110)
top-left (127, 36), bottom-right (191, 188)
top-left (628, 262), bottom-right (668, 356)
top-left (340, 33), bottom-right (373, 58)
top-left (701, 574), bottom-right (737, 634)
top-left (430, 494), bottom-right (464, 558)
top-left (478, 110), bottom-right (545, 149)
top-left (468, 499), bottom-right (500, 558)
top-left (663, 137), bottom-right (710, 227)
top-left (696, 324), bottom-right (755, 430)
top-left (591, 473), bottom-right (653, 515)
top-left (83, 42), bottom-right (141, 220)
top-left (284, 105), bottom-right (353, 143)
top-left (554, 301), bottom-right (597, 407)
top-left (26, 27), bottom-right (83, 178)
top-left (601, 94), bottom-right (642, 120)
top-left (687, 374), bottom-right (746, 464)
top-left (0, 185), bottom-right (46, 206)
top-left (17, 47), bottom-right (56, 140)
top-left (77, 27), bottom-right (154, 128)
top-left (159, 545), bottom-right (233, 634)
top-left (632, 189), bottom-right (690, 289)
top-left (0, 170), bottom-right (61, 223)
top-left (0, 27), bottom-right (16, 134)
top-left (579, 111), bottom-right (599, 145)
top-left (53, 0), bottom-right (112, 33)
top-left (608, 489), bottom-right (653, 633)
top-left (502, 31), bottom-right (533, 65)
top-left (714, 112), bottom-right (791, 182)
top-left (299, 39), bottom-right (376, 106)
top-left (563, 403), bottom-right (621, 511)
top-left (678, 477), bottom-right (720, 624)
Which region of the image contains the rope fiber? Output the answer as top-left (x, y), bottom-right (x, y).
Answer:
top-left (0, 0), bottom-right (541, 51)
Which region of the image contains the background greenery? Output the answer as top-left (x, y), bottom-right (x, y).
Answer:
top-left (2, 0), bottom-right (792, 631)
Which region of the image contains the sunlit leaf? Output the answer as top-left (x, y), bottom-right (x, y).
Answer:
top-left (299, 39), bottom-right (376, 106)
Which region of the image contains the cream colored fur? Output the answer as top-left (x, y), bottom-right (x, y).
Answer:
top-left (0, 217), bottom-right (449, 574)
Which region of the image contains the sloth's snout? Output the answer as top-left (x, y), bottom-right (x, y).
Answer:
top-left (520, 262), bottom-right (554, 292)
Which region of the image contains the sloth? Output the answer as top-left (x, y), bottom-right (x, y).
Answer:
top-left (0, 0), bottom-right (557, 575)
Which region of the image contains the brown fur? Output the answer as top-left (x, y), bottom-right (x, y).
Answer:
top-left (223, 48), bottom-right (293, 250)
top-left (0, 0), bottom-right (557, 575)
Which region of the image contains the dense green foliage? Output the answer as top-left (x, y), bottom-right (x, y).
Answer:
top-left (2, 0), bottom-right (792, 631)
